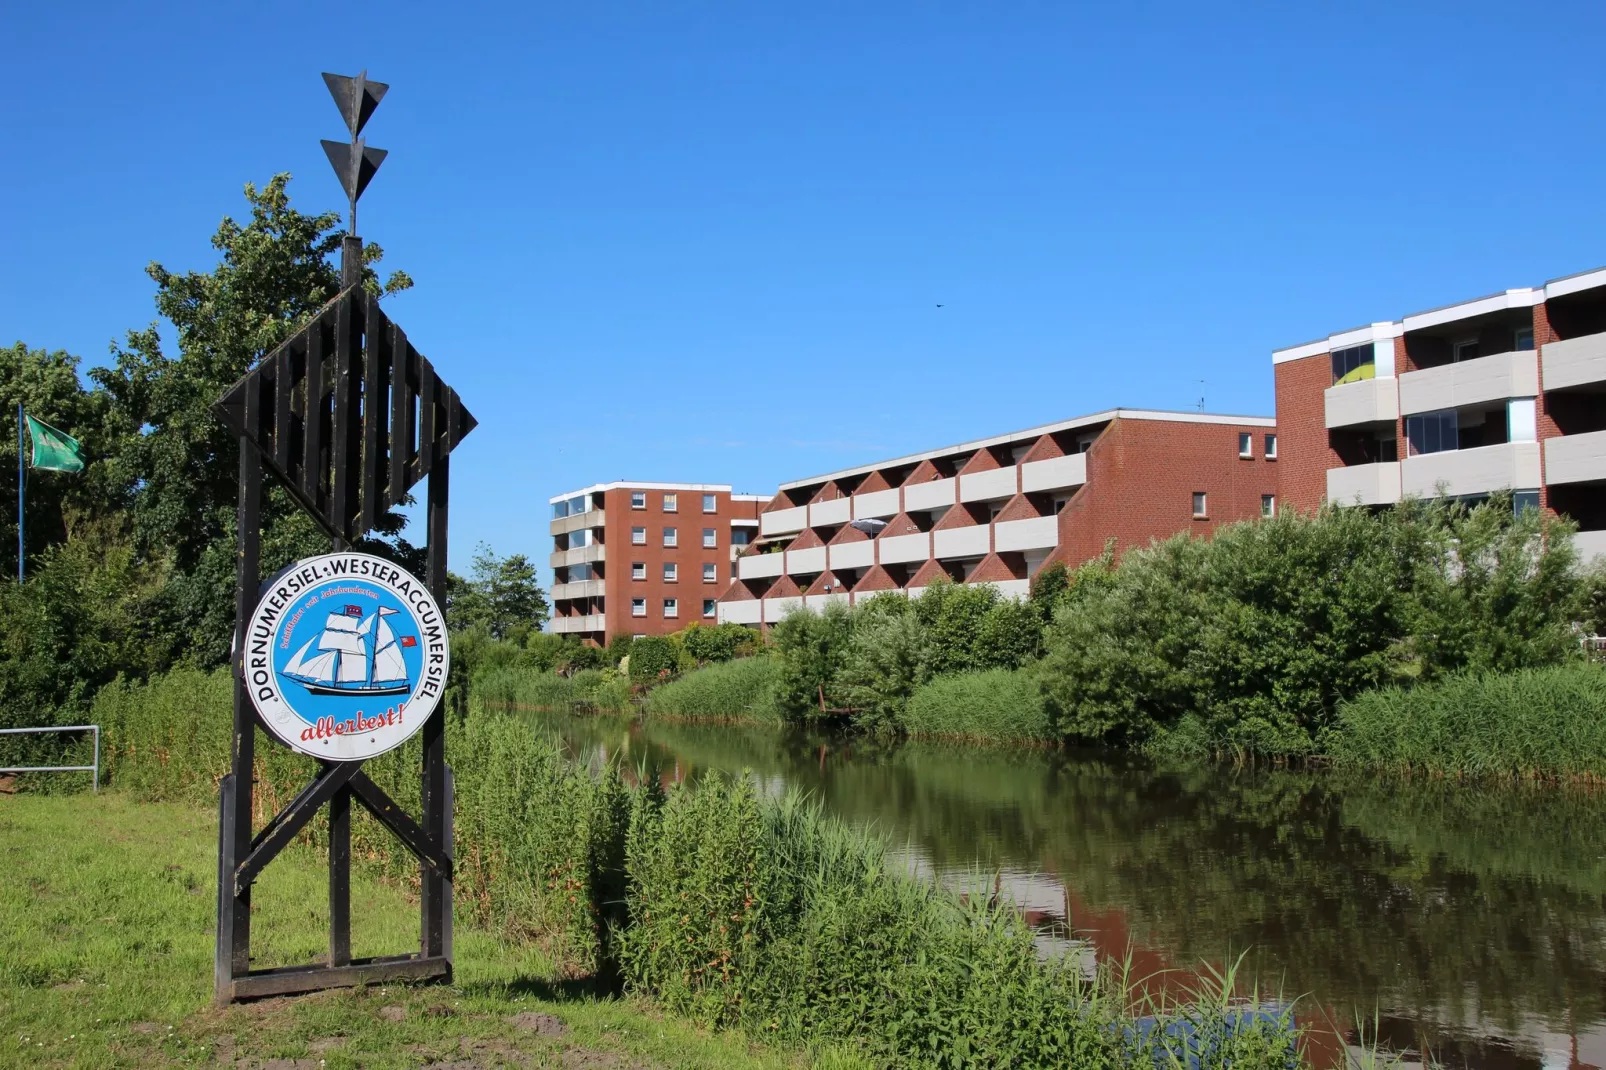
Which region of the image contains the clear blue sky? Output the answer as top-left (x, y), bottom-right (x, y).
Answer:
top-left (5, 2), bottom-right (1606, 580)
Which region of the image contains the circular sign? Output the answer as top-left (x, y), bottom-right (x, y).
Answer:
top-left (242, 552), bottom-right (449, 761)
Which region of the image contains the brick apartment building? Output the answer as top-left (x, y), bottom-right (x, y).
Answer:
top-left (549, 482), bottom-right (766, 643)
top-left (717, 409), bottom-right (1279, 627)
top-left (1272, 264), bottom-right (1606, 561)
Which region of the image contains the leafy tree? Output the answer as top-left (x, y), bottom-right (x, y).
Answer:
top-left (680, 622), bottom-right (756, 665)
top-left (836, 611), bottom-right (929, 733)
top-left (627, 635), bottom-right (679, 683)
top-left (447, 544), bottom-right (549, 640)
top-left (772, 602), bottom-right (853, 721)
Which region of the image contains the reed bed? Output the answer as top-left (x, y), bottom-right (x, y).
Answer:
top-left (473, 665), bottom-right (633, 714)
top-left (644, 655), bottom-right (782, 723)
top-left (1326, 662), bottom-right (1606, 780)
top-left (902, 667), bottom-right (1053, 742)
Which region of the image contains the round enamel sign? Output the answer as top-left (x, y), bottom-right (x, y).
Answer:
top-left (242, 552), bottom-right (449, 761)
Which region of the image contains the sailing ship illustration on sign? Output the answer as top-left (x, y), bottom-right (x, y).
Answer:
top-left (281, 604), bottom-right (418, 698)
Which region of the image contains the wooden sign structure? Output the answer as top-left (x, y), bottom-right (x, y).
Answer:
top-left (212, 72), bottom-right (476, 1003)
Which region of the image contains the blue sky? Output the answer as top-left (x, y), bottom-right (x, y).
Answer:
top-left (5, 2), bottom-right (1606, 580)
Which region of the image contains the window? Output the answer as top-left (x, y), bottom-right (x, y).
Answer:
top-left (703, 528), bottom-right (717, 549)
top-left (1513, 490), bottom-right (1540, 515)
top-left (1453, 338), bottom-right (1480, 362)
top-left (703, 563), bottom-right (718, 583)
top-left (633, 633), bottom-right (646, 640)
top-left (731, 528), bottom-right (753, 547)
top-left (703, 599), bottom-right (717, 618)
top-left (631, 491), bottom-right (646, 510)
top-left (552, 500), bottom-right (568, 520)
top-left (569, 529), bottom-right (589, 548)
top-left (663, 598), bottom-right (678, 618)
top-left (1076, 434), bottom-right (1097, 453)
top-left (1265, 434), bottom-right (1278, 460)
top-left (630, 598), bottom-right (646, 617)
top-left (570, 563), bottom-right (592, 581)
top-left (663, 493), bottom-right (678, 512)
top-left (1331, 344), bottom-right (1374, 385)
top-left (1515, 327), bottom-right (1534, 351)
top-left (1261, 494), bottom-right (1276, 517)
top-left (663, 527), bottom-right (678, 547)
top-left (1238, 432), bottom-right (1253, 459)
top-left (631, 526), bottom-right (646, 545)
top-left (568, 495), bottom-right (586, 516)
top-left (663, 562), bottom-right (677, 582)
top-left (631, 561), bottom-right (646, 580)
top-left (702, 493), bottom-right (717, 513)
top-left (1192, 492), bottom-right (1208, 519)
top-left (1406, 411), bottom-right (1458, 455)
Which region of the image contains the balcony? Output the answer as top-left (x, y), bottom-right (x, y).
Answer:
top-left (804, 592), bottom-right (850, 611)
top-left (552, 613), bottom-right (605, 634)
top-left (878, 531), bottom-right (930, 565)
top-left (1326, 463), bottom-right (1401, 506)
top-left (737, 552), bottom-right (786, 580)
top-left (1542, 332), bottom-right (1606, 392)
top-left (759, 504), bottom-right (807, 537)
top-left (1020, 453), bottom-right (1087, 494)
top-left (549, 509), bottom-right (604, 536)
top-left (852, 488), bottom-right (900, 519)
top-left (1325, 378), bottom-right (1398, 429)
top-left (1544, 430), bottom-right (1606, 486)
top-left (1400, 441), bottom-right (1542, 498)
top-left (763, 595), bottom-right (803, 621)
top-left (903, 477), bottom-right (956, 512)
top-left (959, 467), bottom-right (1017, 503)
top-left (1574, 530), bottom-right (1606, 566)
top-left (828, 541), bottom-right (874, 571)
top-left (994, 515), bottom-right (1059, 552)
top-left (1398, 351), bottom-right (1539, 416)
top-left (994, 578), bottom-right (1031, 600)
top-left (718, 599), bottom-right (762, 625)
top-left (809, 497), bottom-right (851, 527)
top-left (787, 545), bottom-right (827, 575)
top-left (549, 544), bottom-right (605, 569)
top-left (550, 579), bottom-right (604, 601)
top-left (933, 524), bottom-right (989, 559)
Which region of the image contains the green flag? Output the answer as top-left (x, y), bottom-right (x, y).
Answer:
top-left (24, 415), bottom-right (85, 473)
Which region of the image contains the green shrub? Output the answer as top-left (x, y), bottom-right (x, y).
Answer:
top-left (474, 665), bottom-right (631, 713)
top-left (904, 668), bottom-right (1051, 742)
top-left (627, 635), bottom-right (680, 684)
top-left (772, 602), bottom-right (853, 721)
top-left (1326, 662), bottom-right (1606, 779)
top-left (680, 621), bottom-right (758, 665)
top-left (646, 656), bottom-right (780, 723)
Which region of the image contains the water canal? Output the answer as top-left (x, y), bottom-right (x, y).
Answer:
top-left (527, 710), bottom-right (1606, 1070)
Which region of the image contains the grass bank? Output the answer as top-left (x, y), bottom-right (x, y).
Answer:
top-left (644, 655), bottom-right (781, 723)
top-left (0, 793), bottom-right (857, 1070)
top-left (1326, 662), bottom-right (1606, 780)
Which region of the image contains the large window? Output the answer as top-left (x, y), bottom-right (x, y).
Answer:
top-left (570, 563), bottom-right (592, 581)
top-left (1331, 344), bottom-right (1374, 386)
top-left (732, 528), bottom-right (753, 547)
top-left (1406, 411), bottom-right (1458, 456)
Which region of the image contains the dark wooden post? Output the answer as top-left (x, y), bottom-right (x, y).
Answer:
top-left (422, 456), bottom-right (450, 962)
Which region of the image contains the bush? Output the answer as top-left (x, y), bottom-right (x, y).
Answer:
top-left (627, 635), bottom-right (681, 684)
top-left (680, 621), bottom-right (758, 665)
top-left (904, 668), bottom-right (1051, 742)
top-left (646, 656), bottom-right (780, 723)
top-left (1326, 663), bottom-right (1606, 780)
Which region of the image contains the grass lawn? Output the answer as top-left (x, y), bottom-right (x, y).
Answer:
top-left (0, 794), bottom-right (870, 1070)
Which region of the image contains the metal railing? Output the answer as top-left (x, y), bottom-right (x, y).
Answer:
top-left (0, 724), bottom-right (99, 792)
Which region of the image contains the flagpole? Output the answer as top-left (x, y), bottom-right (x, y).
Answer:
top-left (16, 403), bottom-right (24, 583)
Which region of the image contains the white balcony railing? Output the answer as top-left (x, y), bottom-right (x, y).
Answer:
top-left (737, 552), bottom-right (786, 581)
top-left (1400, 442), bottom-right (1542, 498)
top-left (958, 467), bottom-right (1017, 503)
top-left (763, 595), bottom-right (803, 621)
top-left (1542, 332), bottom-right (1606, 392)
top-left (1574, 530), bottom-right (1606, 566)
top-left (933, 524), bottom-right (989, 559)
top-left (548, 509), bottom-right (604, 536)
top-left (549, 544), bottom-right (605, 569)
top-left (994, 515), bottom-right (1058, 552)
top-left (1326, 463), bottom-right (1402, 507)
top-left (903, 477), bottom-right (956, 512)
top-left (551, 613), bottom-right (606, 634)
top-left (1544, 430), bottom-right (1606, 486)
top-left (1020, 453), bottom-right (1087, 494)
top-left (828, 541), bottom-right (874, 571)
top-left (1324, 378), bottom-right (1398, 429)
top-left (1398, 351), bottom-right (1539, 416)
top-left (717, 599), bottom-right (762, 625)
top-left (786, 546), bottom-right (827, 575)
top-left (852, 488), bottom-right (901, 520)
top-left (759, 505), bottom-right (808, 537)
top-left (878, 532), bottom-right (930, 564)
top-left (550, 579), bottom-right (604, 601)
top-left (809, 497), bottom-right (851, 527)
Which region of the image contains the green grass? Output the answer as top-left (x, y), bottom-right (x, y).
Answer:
top-left (1325, 662), bottom-right (1606, 779)
top-left (902, 668), bottom-right (1052, 742)
top-left (645, 656), bottom-right (781, 723)
top-left (0, 793), bottom-right (871, 1070)
top-left (474, 666), bottom-right (634, 714)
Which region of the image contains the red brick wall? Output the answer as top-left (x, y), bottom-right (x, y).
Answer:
top-left (1048, 417), bottom-right (1280, 568)
top-left (1534, 302), bottom-right (1560, 512)
top-left (1273, 353), bottom-right (1336, 514)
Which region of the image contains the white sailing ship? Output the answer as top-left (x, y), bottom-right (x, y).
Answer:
top-left (280, 605), bottom-right (412, 698)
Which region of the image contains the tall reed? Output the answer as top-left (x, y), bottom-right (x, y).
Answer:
top-left (902, 667), bottom-right (1052, 742)
top-left (474, 665), bottom-right (633, 713)
top-left (644, 655), bottom-right (781, 723)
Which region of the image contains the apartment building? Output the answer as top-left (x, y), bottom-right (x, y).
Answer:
top-left (549, 482), bottom-right (765, 643)
top-left (718, 409), bottom-right (1279, 627)
top-left (1273, 265), bottom-right (1606, 560)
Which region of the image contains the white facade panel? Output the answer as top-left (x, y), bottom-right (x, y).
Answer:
top-left (803, 593), bottom-right (851, 611)
top-left (809, 497), bottom-right (851, 527)
top-left (1326, 463), bottom-right (1402, 506)
top-left (959, 466), bottom-right (1017, 503)
top-left (737, 553), bottom-right (785, 580)
top-left (550, 579), bottom-right (605, 601)
top-left (1020, 454), bottom-right (1088, 494)
top-left (853, 488), bottom-right (901, 519)
top-left (718, 599), bottom-right (762, 625)
top-left (1324, 378), bottom-right (1399, 429)
top-left (763, 596), bottom-right (803, 621)
top-left (760, 505), bottom-right (808, 537)
top-left (1397, 351), bottom-right (1540, 416)
top-left (903, 477), bottom-right (957, 511)
top-left (993, 579), bottom-right (1031, 600)
top-left (1544, 430), bottom-right (1606, 486)
top-left (552, 614), bottom-right (606, 634)
top-left (933, 525), bottom-right (989, 559)
top-left (1541, 332), bottom-right (1606, 392)
top-left (1574, 530), bottom-right (1606, 566)
top-left (828, 541), bottom-right (875, 571)
top-left (549, 509), bottom-right (605, 536)
top-left (787, 546), bottom-right (827, 575)
top-left (549, 544), bottom-right (606, 569)
top-left (994, 515), bottom-right (1060, 552)
top-left (1400, 442), bottom-right (1542, 498)
top-left (878, 532), bottom-right (931, 564)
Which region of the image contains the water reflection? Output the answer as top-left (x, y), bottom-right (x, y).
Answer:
top-left (527, 710), bottom-right (1606, 1070)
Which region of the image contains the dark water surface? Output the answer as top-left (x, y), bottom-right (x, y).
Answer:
top-left (528, 710), bottom-right (1606, 1070)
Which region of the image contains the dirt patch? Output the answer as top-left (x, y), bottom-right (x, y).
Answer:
top-left (378, 1004), bottom-right (407, 1022)
top-left (128, 1021), bottom-right (163, 1034)
top-left (505, 1012), bottom-right (569, 1038)
top-left (427, 1003), bottom-right (457, 1018)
